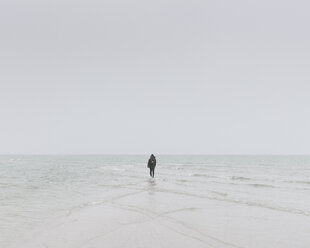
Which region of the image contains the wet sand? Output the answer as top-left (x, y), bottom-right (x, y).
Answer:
top-left (17, 178), bottom-right (309, 248)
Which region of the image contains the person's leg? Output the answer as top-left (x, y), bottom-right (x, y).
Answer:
top-left (150, 168), bottom-right (152, 177)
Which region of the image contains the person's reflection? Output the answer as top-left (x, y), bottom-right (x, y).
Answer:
top-left (147, 178), bottom-right (156, 195)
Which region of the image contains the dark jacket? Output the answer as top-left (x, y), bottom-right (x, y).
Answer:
top-left (147, 156), bottom-right (156, 168)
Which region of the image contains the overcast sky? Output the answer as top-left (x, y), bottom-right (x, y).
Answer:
top-left (0, 0), bottom-right (309, 154)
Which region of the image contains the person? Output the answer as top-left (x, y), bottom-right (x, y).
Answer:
top-left (147, 154), bottom-right (156, 178)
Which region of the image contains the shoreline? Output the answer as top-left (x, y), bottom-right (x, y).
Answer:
top-left (12, 182), bottom-right (310, 248)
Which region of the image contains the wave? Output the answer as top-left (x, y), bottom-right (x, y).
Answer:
top-left (176, 179), bottom-right (190, 183)
top-left (231, 176), bottom-right (251, 181)
top-left (284, 180), bottom-right (310, 185)
top-left (258, 163), bottom-right (274, 166)
top-left (216, 181), bottom-right (275, 188)
top-left (247, 183), bottom-right (274, 188)
top-left (210, 191), bottom-right (228, 197)
top-left (190, 174), bottom-right (214, 178)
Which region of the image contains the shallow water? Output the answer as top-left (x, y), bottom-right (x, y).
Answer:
top-left (1, 155), bottom-right (310, 247)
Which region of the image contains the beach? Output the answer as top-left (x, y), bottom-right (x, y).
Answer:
top-left (1, 155), bottom-right (310, 248)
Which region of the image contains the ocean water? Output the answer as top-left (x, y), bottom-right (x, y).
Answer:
top-left (1, 155), bottom-right (310, 248)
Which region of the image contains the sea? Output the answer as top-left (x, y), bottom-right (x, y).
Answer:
top-left (1, 155), bottom-right (310, 248)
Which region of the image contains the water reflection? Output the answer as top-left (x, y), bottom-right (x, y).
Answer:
top-left (147, 178), bottom-right (156, 195)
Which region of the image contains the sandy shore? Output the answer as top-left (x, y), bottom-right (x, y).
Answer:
top-left (15, 178), bottom-right (309, 248)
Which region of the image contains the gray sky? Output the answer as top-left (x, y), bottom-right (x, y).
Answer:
top-left (0, 0), bottom-right (309, 154)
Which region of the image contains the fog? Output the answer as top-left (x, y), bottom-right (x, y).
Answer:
top-left (0, 0), bottom-right (309, 154)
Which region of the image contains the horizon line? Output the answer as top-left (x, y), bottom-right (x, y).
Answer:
top-left (0, 153), bottom-right (309, 156)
